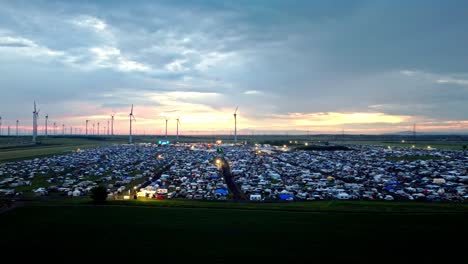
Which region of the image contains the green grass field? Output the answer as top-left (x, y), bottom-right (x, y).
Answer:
top-left (1, 201), bottom-right (467, 261)
top-left (102, 199), bottom-right (468, 213)
top-left (0, 136), bottom-right (125, 163)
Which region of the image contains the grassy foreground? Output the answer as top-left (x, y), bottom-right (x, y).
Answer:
top-left (1, 200), bottom-right (467, 261)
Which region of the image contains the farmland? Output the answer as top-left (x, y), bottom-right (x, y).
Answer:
top-left (0, 136), bottom-right (124, 162)
top-left (1, 200), bottom-right (467, 261)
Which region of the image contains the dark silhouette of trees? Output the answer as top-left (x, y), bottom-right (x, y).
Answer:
top-left (90, 186), bottom-right (108, 203)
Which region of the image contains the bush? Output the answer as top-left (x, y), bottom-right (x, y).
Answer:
top-left (90, 186), bottom-right (108, 203)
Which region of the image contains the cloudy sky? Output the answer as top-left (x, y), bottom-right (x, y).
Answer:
top-left (0, 0), bottom-right (467, 135)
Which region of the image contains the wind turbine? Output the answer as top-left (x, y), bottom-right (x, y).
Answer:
top-left (165, 117), bottom-right (169, 139)
top-left (107, 120), bottom-right (110, 135)
top-left (16, 120), bottom-right (19, 137)
top-left (32, 101), bottom-right (39, 143)
top-left (45, 114), bottom-right (49, 137)
top-left (62, 124), bottom-right (65, 135)
top-left (97, 122), bottom-right (100, 136)
top-left (85, 120), bottom-right (89, 135)
top-left (129, 104), bottom-right (136, 143)
top-left (176, 117), bottom-right (181, 141)
top-left (233, 106), bottom-right (238, 143)
top-left (53, 122), bottom-right (56, 135)
top-left (111, 114), bottom-right (114, 136)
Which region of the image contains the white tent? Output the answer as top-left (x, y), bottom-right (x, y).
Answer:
top-left (337, 193), bottom-right (350, 200)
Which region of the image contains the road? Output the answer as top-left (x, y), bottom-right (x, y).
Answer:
top-left (218, 157), bottom-right (247, 200)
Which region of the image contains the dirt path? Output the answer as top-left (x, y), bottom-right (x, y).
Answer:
top-left (218, 157), bottom-right (247, 200)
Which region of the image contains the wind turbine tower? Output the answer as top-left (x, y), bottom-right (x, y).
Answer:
top-left (45, 114), bottom-right (49, 137)
top-left (53, 122), bottom-right (56, 135)
top-left (176, 117), bottom-right (181, 141)
top-left (111, 114), bottom-right (114, 136)
top-left (32, 101), bottom-right (39, 143)
top-left (0, 116), bottom-right (2, 136)
top-left (165, 118), bottom-right (169, 139)
top-left (107, 120), bottom-right (110, 135)
top-left (97, 122), bottom-right (100, 136)
top-left (129, 105), bottom-right (136, 143)
top-left (16, 120), bottom-right (19, 137)
top-left (233, 106), bottom-right (238, 143)
top-left (62, 124), bottom-right (65, 135)
top-left (86, 120), bottom-right (89, 135)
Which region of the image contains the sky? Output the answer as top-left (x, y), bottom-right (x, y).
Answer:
top-left (0, 0), bottom-right (467, 135)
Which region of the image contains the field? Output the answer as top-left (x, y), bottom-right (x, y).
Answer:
top-left (1, 200), bottom-right (467, 261)
top-left (0, 136), bottom-right (127, 162)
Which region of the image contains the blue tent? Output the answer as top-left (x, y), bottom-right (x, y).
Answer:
top-left (280, 194), bottom-right (294, 201)
top-left (214, 189), bottom-right (228, 196)
top-left (385, 181), bottom-right (399, 192)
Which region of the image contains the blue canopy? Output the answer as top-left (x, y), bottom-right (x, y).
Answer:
top-left (280, 194), bottom-right (294, 200)
top-left (214, 189), bottom-right (228, 195)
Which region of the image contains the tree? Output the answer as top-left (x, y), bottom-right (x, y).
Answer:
top-left (463, 145), bottom-right (467, 151)
top-left (90, 186), bottom-right (108, 203)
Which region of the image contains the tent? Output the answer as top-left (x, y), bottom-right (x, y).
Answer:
top-left (214, 188), bottom-right (228, 196)
top-left (279, 194), bottom-right (294, 201)
top-left (337, 193), bottom-right (350, 200)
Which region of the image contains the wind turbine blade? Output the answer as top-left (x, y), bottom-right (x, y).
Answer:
top-left (234, 106), bottom-right (238, 114)
top-left (131, 104), bottom-right (133, 114)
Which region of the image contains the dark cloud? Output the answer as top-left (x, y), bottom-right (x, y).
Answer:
top-left (0, 43), bottom-right (30, 47)
top-left (0, 0), bottom-right (467, 131)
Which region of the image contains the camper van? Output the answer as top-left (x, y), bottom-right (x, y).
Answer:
top-left (250, 194), bottom-right (262, 201)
